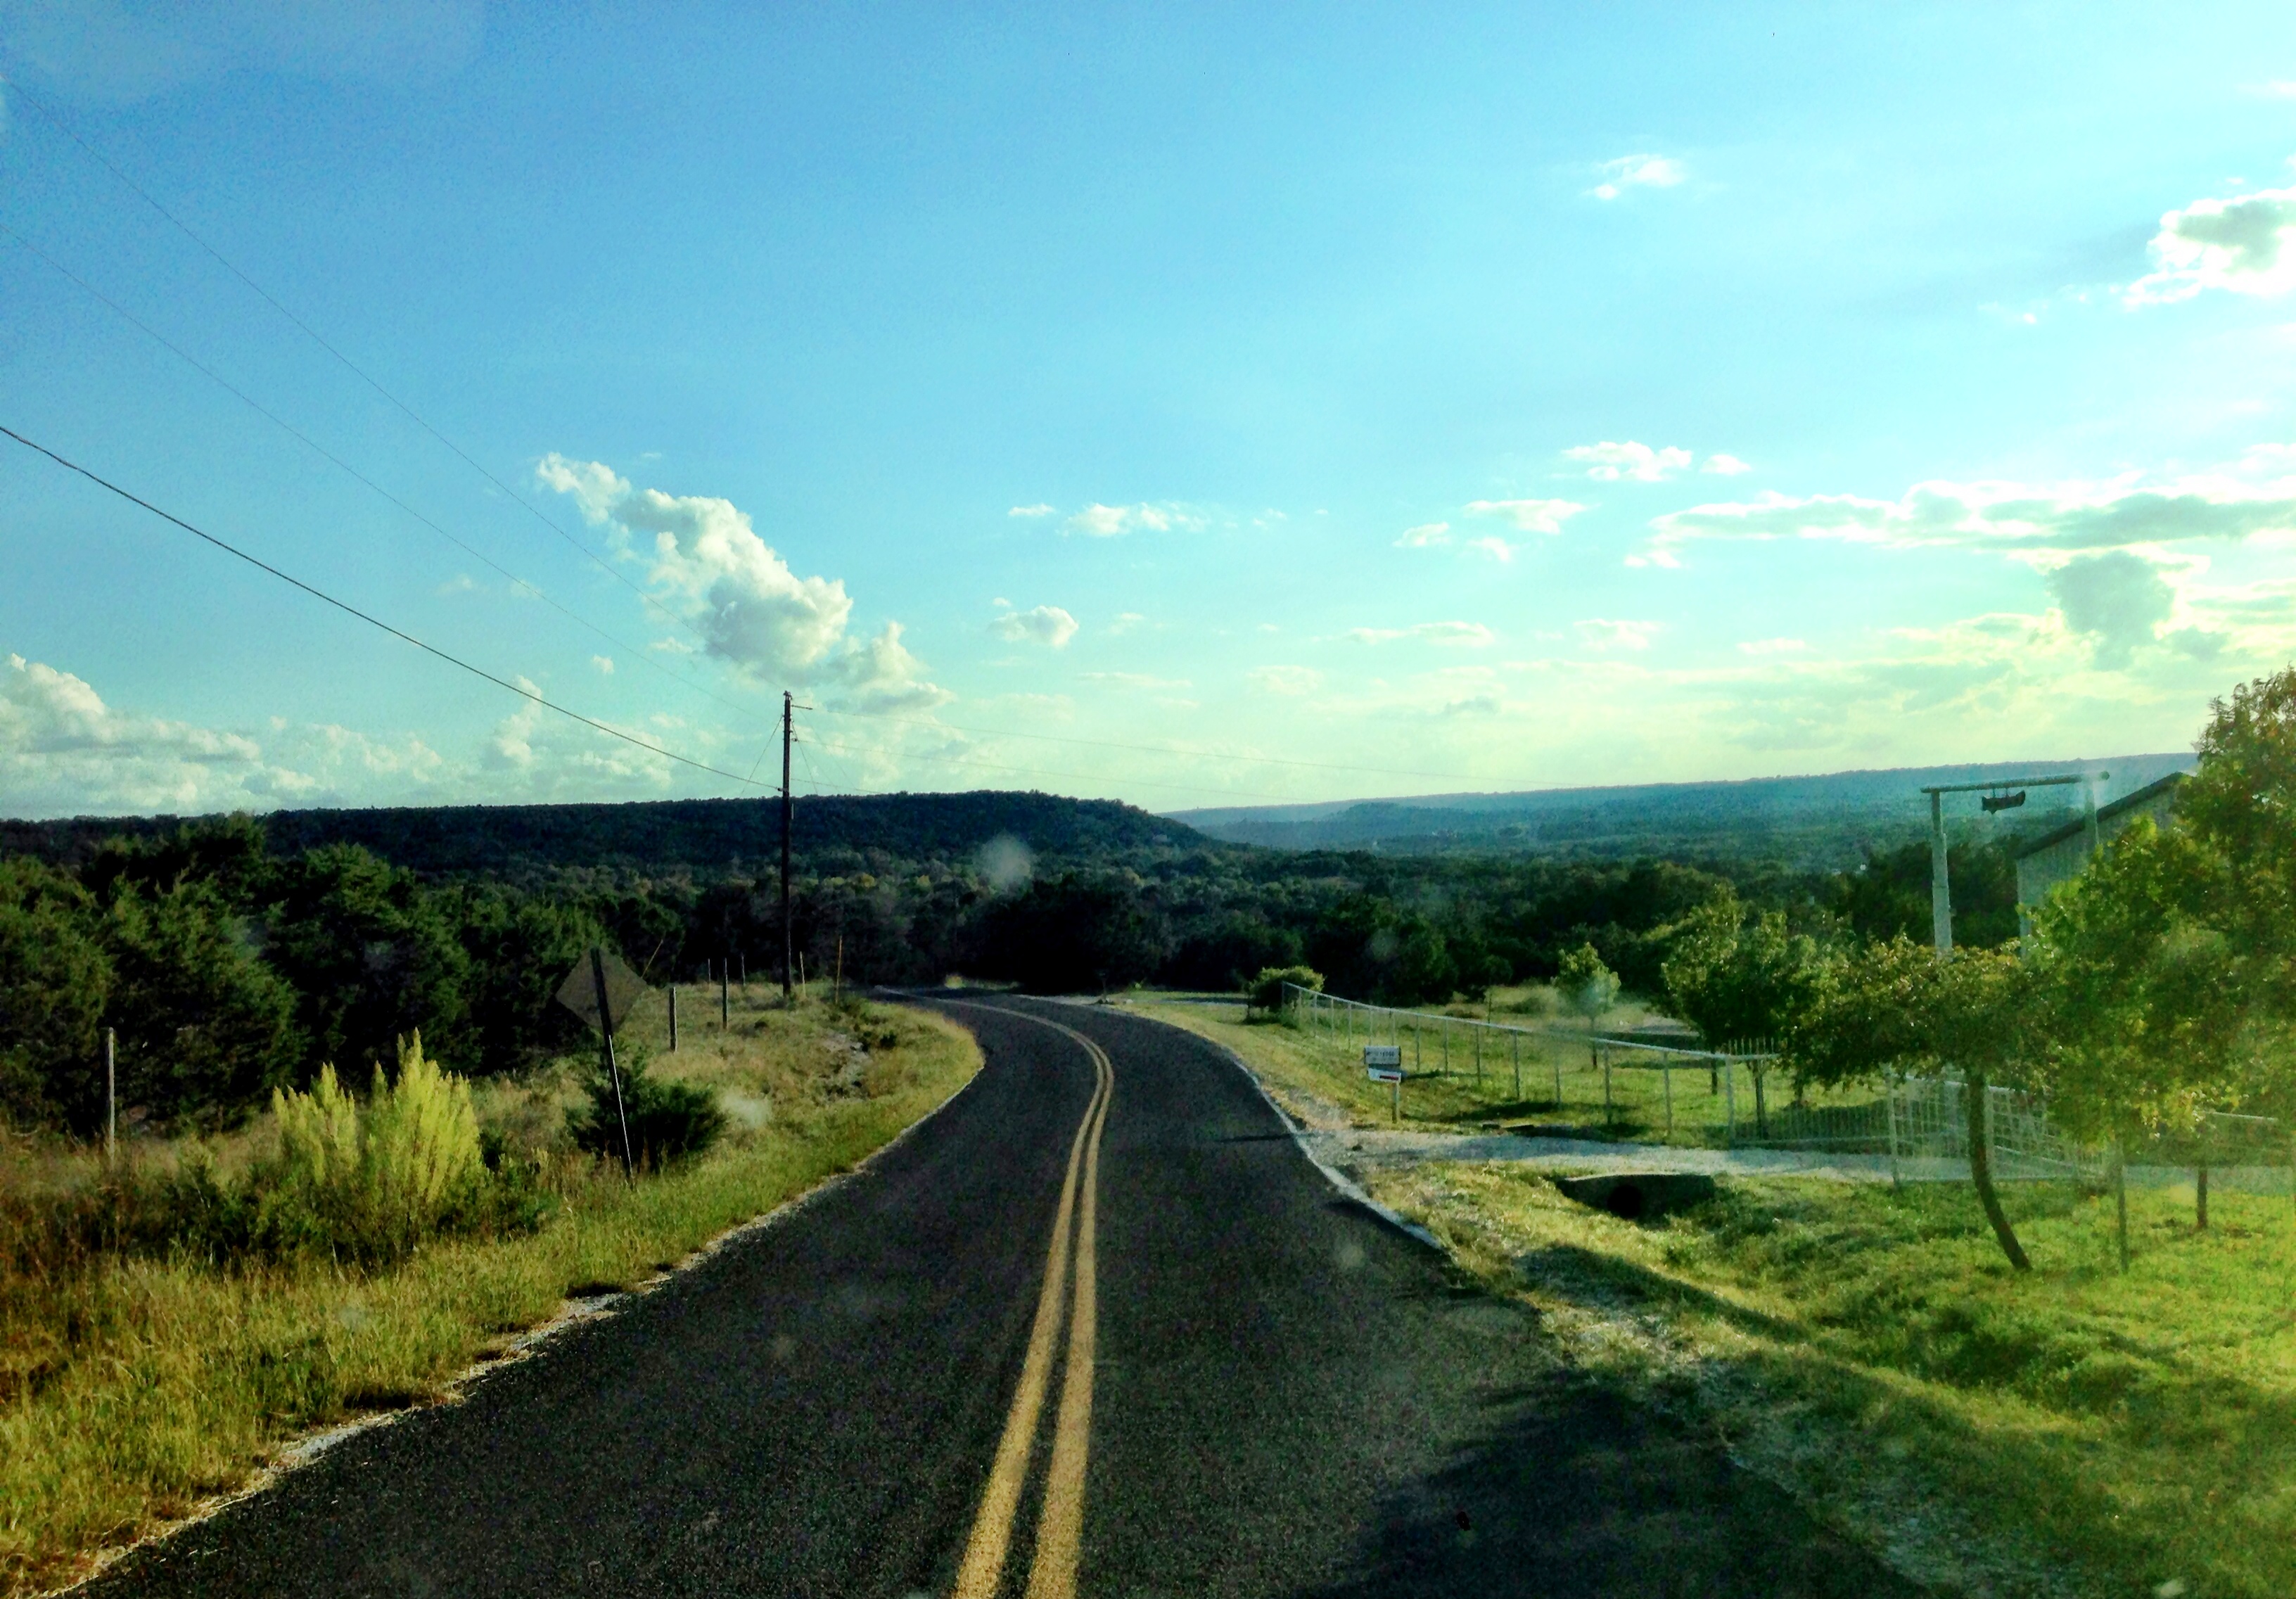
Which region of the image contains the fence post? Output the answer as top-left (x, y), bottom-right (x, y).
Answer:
top-left (1474, 1023), bottom-right (1484, 1085)
top-left (1414, 1021), bottom-right (1422, 1074)
top-left (104, 1026), bottom-right (116, 1166)
top-left (1442, 1019), bottom-right (1450, 1076)
top-left (1602, 1046), bottom-right (1614, 1124)
top-left (1663, 1056), bottom-right (1673, 1138)
top-left (1512, 1031), bottom-right (1522, 1102)
top-left (1723, 1056), bottom-right (1735, 1148)
top-left (1885, 1069), bottom-right (1901, 1187)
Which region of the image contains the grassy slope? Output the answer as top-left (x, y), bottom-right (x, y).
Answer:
top-left (0, 988), bottom-right (978, 1598)
top-left (1132, 994), bottom-right (1879, 1148)
top-left (1155, 995), bottom-right (2296, 1598)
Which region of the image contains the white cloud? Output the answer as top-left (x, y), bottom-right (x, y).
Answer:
top-left (436, 573), bottom-right (480, 596)
top-left (591, 655), bottom-right (615, 674)
top-left (1577, 618), bottom-right (1661, 651)
top-left (1737, 637), bottom-right (1809, 656)
top-left (1702, 454), bottom-right (1753, 476)
top-left (1644, 474), bottom-right (2296, 564)
top-left (1061, 502), bottom-right (1202, 537)
top-left (1565, 440), bottom-right (1693, 482)
top-left (1464, 498), bottom-right (1586, 534)
top-left (537, 454), bottom-right (947, 708)
top-left (1589, 153), bottom-right (1686, 200)
top-left (1107, 611), bottom-right (1146, 635)
top-left (989, 603), bottom-right (1080, 648)
top-left (1080, 671), bottom-right (1193, 690)
top-left (1007, 503), bottom-right (1057, 518)
top-left (2127, 179), bottom-right (2296, 303)
top-left (1348, 621), bottom-right (1496, 647)
top-left (831, 621), bottom-right (955, 712)
top-left (1396, 521), bottom-right (1451, 547)
top-left (1248, 665), bottom-right (1322, 696)
top-left (1464, 536), bottom-right (1517, 562)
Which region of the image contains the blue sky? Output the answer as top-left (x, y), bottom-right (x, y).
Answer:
top-left (5, 1), bottom-right (2296, 817)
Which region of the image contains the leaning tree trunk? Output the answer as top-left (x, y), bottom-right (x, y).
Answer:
top-left (1965, 1069), bottom-right (2032, 1271)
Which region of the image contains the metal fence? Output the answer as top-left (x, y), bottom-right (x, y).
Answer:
top-left (1285, 983), bottom-right (2115, 1173)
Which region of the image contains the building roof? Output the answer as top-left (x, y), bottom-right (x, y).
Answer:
top-left (2012, 770), bottom-right (2190, 862)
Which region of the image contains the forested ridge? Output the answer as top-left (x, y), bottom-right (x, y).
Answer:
top-left (0, 785), bottom-right (2038, 1138)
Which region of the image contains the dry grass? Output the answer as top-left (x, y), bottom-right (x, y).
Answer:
top-left (0, 989), bottom-right (978, 1596)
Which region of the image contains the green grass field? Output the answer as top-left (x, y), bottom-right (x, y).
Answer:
top-left (1162, 993), bottom-right (2296, 1595)
top-left (0, 988), bottom-right (979, 1598)
top-left (1140, 993), bottom-right (1884, 1149)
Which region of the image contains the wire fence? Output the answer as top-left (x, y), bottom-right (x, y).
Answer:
top-left (1282, 983), bottom-right (2283, 1180)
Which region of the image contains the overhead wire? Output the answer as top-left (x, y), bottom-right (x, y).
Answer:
top-left (0, 424), bottom-right (774, 791)
top-left (0, 218), bottom-right (777, 734)
top-left (0, 72), bottom-right (726, 661)
top-left (0, 73), bottom-right (1530, 806)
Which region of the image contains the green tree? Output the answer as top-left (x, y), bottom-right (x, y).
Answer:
top-left (0, 860), bottom-right (113, 1130)
top-left (1660, 899), bottom-right (1831, 1049)
top-left (262, 846), bottom-right (478, 1076)
top-left (102, 881), bottom-right (302, 1128)
top-left (1555, 943), bottom-right (1620, 1026)
top-left (1795, 938), bottom-right (2037, 1270)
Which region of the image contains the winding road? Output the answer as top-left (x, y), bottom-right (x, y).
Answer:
top-left (88, 996), bottom-right (1915, 1598)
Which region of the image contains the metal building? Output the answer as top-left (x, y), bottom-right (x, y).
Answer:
top-left (2014, 771), bottom-right (2188, 934)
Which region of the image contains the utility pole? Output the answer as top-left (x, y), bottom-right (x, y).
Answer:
top-left (1930, 789), bottom-right (1952, 954)
top-left (781, 690), bottom-right (795, 1005)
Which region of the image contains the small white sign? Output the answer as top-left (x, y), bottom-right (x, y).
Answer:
top-left (1367, 1065), bottom-right (1404, 1084)
top-left (1363, 1044), bottom-right (1402, 1067)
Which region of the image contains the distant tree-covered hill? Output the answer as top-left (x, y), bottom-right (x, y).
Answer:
top-left (1168, 753), bottom-right (2198, 870)
top-left (0, 791), bottom-right (1206, 881)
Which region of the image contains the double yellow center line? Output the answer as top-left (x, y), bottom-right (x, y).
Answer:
top-left (952, 1012), bottom-right (1115, 1599)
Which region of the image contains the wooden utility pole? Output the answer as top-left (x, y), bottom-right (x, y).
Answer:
top-left (782, 689), bottom-right (795, 1005)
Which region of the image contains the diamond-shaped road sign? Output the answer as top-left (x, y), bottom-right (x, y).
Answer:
top-left (555, 948), bottom-right (653, 1036)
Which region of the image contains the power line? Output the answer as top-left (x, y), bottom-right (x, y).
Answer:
top-left (0, 72), bottom-right (725, 661)
top-left (0, 423), bottom-right (774, 792)
top-left (0, 218), bottom-right (777, 736)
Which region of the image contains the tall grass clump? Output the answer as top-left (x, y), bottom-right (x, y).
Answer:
top-left (255, 1033), bottom-right (504, 1262)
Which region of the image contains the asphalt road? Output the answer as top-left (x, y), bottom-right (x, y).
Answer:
top-left (88, 996), bottom-right (1920, 1598)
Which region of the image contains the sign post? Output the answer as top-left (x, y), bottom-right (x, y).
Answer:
top-left (1365, 1043), bottom-right (1404, 1124)
top-left (555, 948), bottom-right (651, 1180)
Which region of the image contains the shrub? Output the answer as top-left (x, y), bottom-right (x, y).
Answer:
top-left (257, 1033), bottom-right (487, 1261)
top-left (569, 1048), bottom-right (727, 1169)
top-left (1247, 964), bottom-right (1323, 1015)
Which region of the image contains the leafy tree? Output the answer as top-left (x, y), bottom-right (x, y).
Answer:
top-left (1246, 964), bottom-right (1322, 1015)
top-left (451, 886), bottom-right (607, 1076)
top-left (983, 873), bottom-right (1166, 993)
top-left (0, 860), bottom-right (113, 1130)
top-left (1661, 900), bottom-right (1831, 1049)
top-left (262, 846), bottom-right (478, 1077)
top-left (102, 881), bottom-right (302, 1128)
top-left (1830, 836), bottom-right (2020, 949)
top-left (2175, 666), bottom-right (2296, 1020)
top-left (1555, 943), bottom-right (1620, 1025)
top-left (1794, 938), bottom-right (2036, 1270)
top-left (1168, 912), bottom-right (1306, 991)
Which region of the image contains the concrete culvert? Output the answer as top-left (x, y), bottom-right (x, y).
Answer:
top-left (1553, 1172), bottom-right (1716, 1221)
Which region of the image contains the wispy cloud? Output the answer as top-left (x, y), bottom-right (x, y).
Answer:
top-left (1348, 621), bottom-right (1496, 647)
top-left (1062, 502), bottom-right (1204, 537)
top-left (1007, 503), bottom-right (1057, 518)
top-left (1588, 153), bottom-right (1685, 200)
top-left (1566, 440), bottom-right (1692, 481)
top-left (1248, 665), bottom-right (1322, 696)
top-left (1464, 498), bottom-right (1585, 534)
top-left (1396, 521), bottom-right (1451, 547)
top-left (1576, 618), bottom-right (1661, 651)
top-left (1080, 670), bottom-right (1192, 689)
top-left (591, 655), bottom-right (615, 674)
